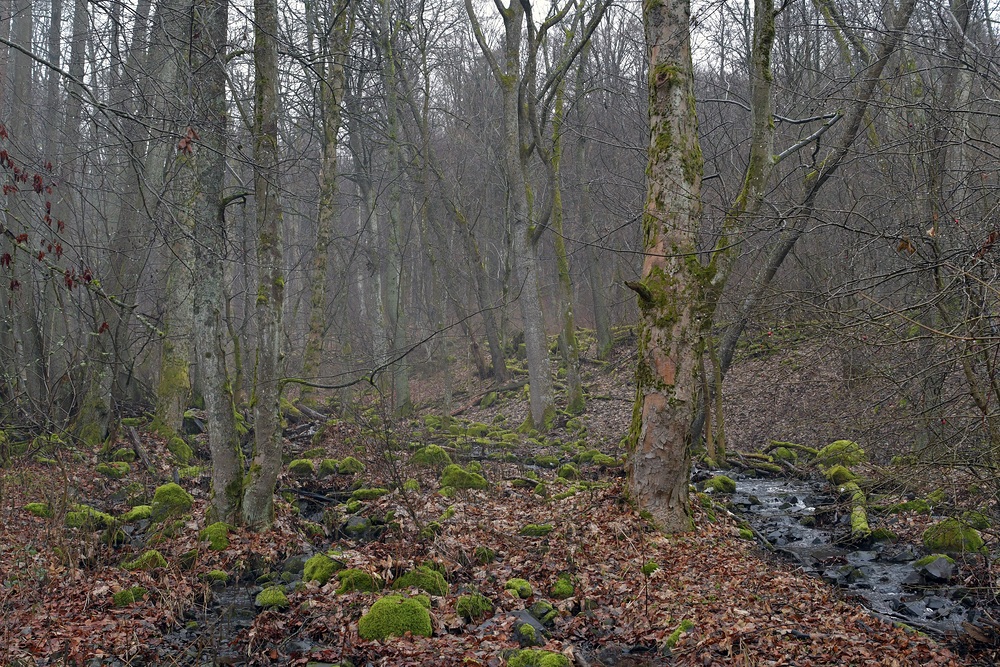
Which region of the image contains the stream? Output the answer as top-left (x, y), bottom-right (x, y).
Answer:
top-left (725, 472), bottom-right (984, 637)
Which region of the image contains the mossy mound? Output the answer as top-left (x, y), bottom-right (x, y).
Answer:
top-left (550, 573), bottom-right (574, 599)
top-left (888, 499), bottom-right (931, 514)
top-left (456, 592), bottom-right (493, 621)
top-left (350, 488), bottom-right (390, 501)
top-left (474, 546), bottom-right (496, 564)
top-left (203, 570), bottom-right (229, 583)
top-left (336, 568), bottom-right (380, 594)
top-left (519, 523), bottom-right (554, 537)
top-left (304, 554), bottom-right (342, 586)
top-left (504, 578), bottom-right (533, 599)
top-left (410, 444), bottom-right (452, 467)
top-left (113, 586), bottom-right (147, 607)
top-left (338, 457), bottom-right (365, 474)
top-left (66, 506), bottom-right (116, 530)
top-left (507, 649), bottom-right (570, 667)
top-left (913, 553), bottom-right (955, 568)
top-left (771, 447), bottom-right (797, 462)
top-left (815, 439), bottom-right (866, 467)
top-left (97, 462), bottom-right (130, 479)
top-left (318, 458), bottom-right (340, 478)
top-left (533, 455), bottom-right (559, 468)
top-left (392, 565), bottom-right (448, 596)
top-left (120, 505), bottom-right (152, 522)
top-left (124, 549), bottom-right (167, 571)
top-left (440, 464), bottom-right (488, 490)
top-left (111, 448), bottom-right (136, 462)
top-left (922, 518), bottom-right (985, 554)
top-left (704, 475), bottom-right (736, 494)
top-left (255, 586), bottom-right (289, 609)
top-left (962, 511), bottom-right (991, 530)
top-left (358, 595), bottom-right (432, 640)
top-left (150, 482), bottom-right (193, 523)
top-left (403, 479), bottom-right (420, 493)
top-left (556, 463), bottom-right (580, 480)
top-left (166, 436), bottom-right (193, 464)
top-left (24, 502), bottom-right (51, 518)
top-left (200, 522), bottom-right (231, 551)
top-left (287, 459), bottom-right (315, 477)
top-left (824, 465), bottom-right (856, 485)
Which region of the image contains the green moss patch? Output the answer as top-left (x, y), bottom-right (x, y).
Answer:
top-left (550, 573), bottom-right (574, 599)
top-left (456, 592), bottom-right (493, 620)
top-left (97, 461), bottom-right (130, 479)
top-left (304, 553), bottom-right (342, 585)
top-left (350, 488), bottom-right (390, 501)
top-left (815, 439), bottom-right (866, 467)
top-left (440, 464), bottom-right (488, 490)
top-left (823, 465), bottom-right (856, 485)
top-left (338, 457), bottom-right (365, 474)
top-left (25, 502), bottom-right (51, 518)
top-left (922, 518), bottom-right (985, 554)
top-left (318, 458), bottom-right (340, 477)
top-left (255, 586), bottom-right (289, 609)
top-left (519, 523), bottom-right (554, 537)
top-left (111, 448), bottom-right (136, 462)
top-left (124, 549), bottom-right (167, 571)
top-left (150, 482), bottom-right (193, 523)
top-left (358, 595), bottom-right (432, 640)
top-left (704, 475), bottom-right (736, 494)
top-left (410, 444), bottom-right (452, 467)
top-left (392, 565), bottom-right (448, 596)
top-left (200, 522), bottom-right (231, 551)
top-left (504, 578), bottom-right (533, 599)
top-left (113, 586), bottom-right (147, 607)
top-left (66, 506), bottom-right (116, 530)
top-left (507, 649), bottom-right (570, 667)
top-left (336, 568), bottom-right (380, 594)
top-left (287, 459), bottom-right (315, 477)
top-left (120, 505), bottom-right (152, 522)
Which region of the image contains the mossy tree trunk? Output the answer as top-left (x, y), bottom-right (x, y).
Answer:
top-left (242, 0), bottom-right (285, 529)
top-left (627, 0), bottom-right (706, 534)
top-left (188, 0), bottom-right (242, 524)
top-left (299, 0), bottom-right (352, 405)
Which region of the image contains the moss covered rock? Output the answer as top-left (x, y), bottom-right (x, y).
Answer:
top-left (358, 594), bottom-right (432, 640)
top-left (150, 482), bottom-right (193, 523)
top-left (550, 573), bottom-right (574, 599)
top-left (120, 505), bottom-right (152, 522)
top-left (440, 464), bottom-right (488, 490)
top-left (392, 565), bottom-right (448, 596)
top-left (824, 465), bottom-right (856, 485)
top-left (112, 448), bottom-right (137, 462)
top-left (704, 475), bottom-right (736, 494)
top-left (519, 523), bottom-right (554, 537)
top-left (456, 592), bottom-right (493, 621)
top-left (507, 649), bottom-right (570, 667)
top-left (556, 463), bottom-right (580, 480)
top-left (338, 456), bottom-right (365, 474)
top-left (504, 578), bottom-right (533, 599)
top-left (203, 569), bottom-right (229, 584)
top-left (474, 546), bottom-right (496, 564)
top-left (350, 488), bottom-right (390, 501)
top-left (97, 461), bottom-right (130, 479)
top-left (304, 553), bottom-right (341, 585)
top-left (816, 440), bottom-right (866, 467)
top-left (200, 522), bottom-right (231, 551)
top-left (336, 568), bottom-right (380, 594)
top-left (255, 586), bottom-right (289, 609)
top-left (922, 518), bottom-right (985, 554)
top-left (25, 502), bottom-right (51, 518)
top-left (318, 458), bottom-right (340, 478)
top-left (287, 459), bottom-right (315, 477)
top-left (113, 586), bottom-right (147, 607)
top-left (124, 549), bottom-right (167, 571)
top-left (66, 506), bottom-right (115, 530)
top-left (166, 436), bottom-right (193, 464)
top-left (410, 444), bottom-right (452, 467)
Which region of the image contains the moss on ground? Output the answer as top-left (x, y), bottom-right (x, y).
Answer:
top-left (392, 565), bottom-right (449, 596)
top-left (357, 595), bottom-right (432, 640)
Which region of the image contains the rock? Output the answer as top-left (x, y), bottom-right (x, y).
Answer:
top-left (343, 515), bottom-right (372, 538)
top-left (357, 594), bottom-right (432, 640)
top-left (893, 599), bottom-right (927, 618)
top-left (885, 548), bottom-right (919, 563)
top-left (511, 609), bottom-right (548, 647)
top-left (901, 571), bottom-right (925, 588)
top-left (150, 482), bottom-right (193, 523)
top-left (528, 600), bottom-right (557, 626)
top-left (922, 518), bottom-right (985, 554)
top-left (914, 554), bottom-right (956, 582)
top-left (704, 475), bottom-right (736, 494)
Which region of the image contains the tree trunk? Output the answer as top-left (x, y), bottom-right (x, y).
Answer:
top-left (628, 0), bottom-right (706, 534)
top-left (242, 0), bottom-right (284, 529)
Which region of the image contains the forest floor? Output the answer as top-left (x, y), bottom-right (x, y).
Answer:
top-left (1, 330), bottom-right (997, 666)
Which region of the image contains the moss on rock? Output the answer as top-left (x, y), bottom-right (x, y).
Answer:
top-left (200, 522), bottom-right (230, 551)
top-left (304, 553), bottom-right (341, 585)
top-left (392, 565), bottom-right (448, 596)
top-left (318, 458), bottom-right (340, 478)
top-left (410, 444), bottom-right (452, 467)
top-left (25, 502), bottom-right (51, 518)
top-left (124, 549), bottom-right (167, 571)
top-left (456, 592), bottom-right (493, 620)
top-left (824, 465), bottom-right (856, 485)
top-left (922, 518), bottom-right (985, 554)
top-left (550, 573), bottom-right (574, 599)
top-left (66, 506), bottom-right (116, 530)
top-left (350, 488), bottom-right (390, 501)
top-left (120, 505), bottom-right (152, 522)
top-left (255, 586), bottom-right (289, 609)
top-left (358, 594), bottom-right (432, 640)
top-left (287, 459), bottom-right (315, 477)
top-left (507, 649), bottom-right (570, 667)
top-left (97, 461), bottom-right (130, 479)
top-left (113, 586), bottom-right (147, 607)
top-left (336, 568), bottom-right (380, 594)
top-left (704, 475), bottom-right (736, 494)
top-left (504, 578), bottom-right (533, 599)
top-left (338, 456), bottom-right (365, 474)
top-left (815, 439), bottom-right (866, 467)
top-left (519, 523), bottom-right (554, 537)
top-left (440, 464), bottom-right (488, 490)
top-left (203, 569), bottom-right (229, 583)
top-left (150, 482), bottom-right (193, 523)
top-left (111, 448), bottom-right (136, 462)
top-left (166, 436), bottom-right (193, 464)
